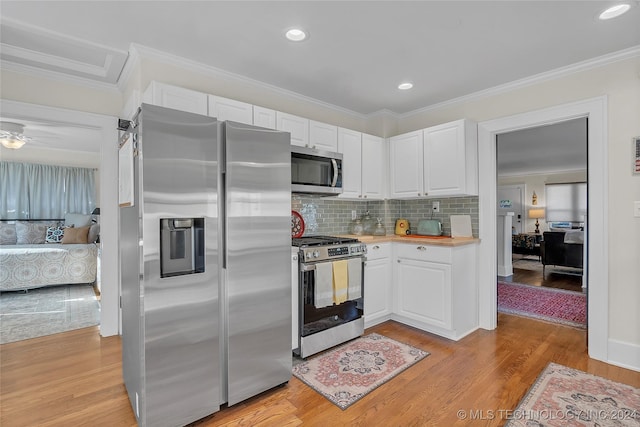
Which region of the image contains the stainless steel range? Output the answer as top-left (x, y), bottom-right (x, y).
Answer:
top-left (292, 236), bottom-right (366, 358)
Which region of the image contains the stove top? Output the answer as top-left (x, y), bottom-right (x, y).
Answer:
top-left (292, 235), bottom-right (360, 247)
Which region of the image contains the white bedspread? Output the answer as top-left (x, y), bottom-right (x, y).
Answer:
top-left (0, 243), bottom-right (97, 291)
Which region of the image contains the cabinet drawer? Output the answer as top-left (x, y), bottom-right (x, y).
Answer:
top-left (366, 243), bottom-right (391, 260)
top-left (395, 243), bottom-right (451, 264)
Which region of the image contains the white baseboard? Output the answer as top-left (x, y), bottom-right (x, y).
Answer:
top-left (607, 339), bottom-right (640, 372)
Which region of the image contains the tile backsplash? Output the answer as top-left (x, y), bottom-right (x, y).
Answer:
top-left (292, 195), bottom-right (479, 237)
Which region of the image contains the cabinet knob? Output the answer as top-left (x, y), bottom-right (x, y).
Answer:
top-left (358, 195), bottom-right (362, 198)
top-left (417, 246), bottom-right (427, 251)
top-left (364, 195), bottom-right (367, 199)
top-left (397, 260), bottom-right (401, 263)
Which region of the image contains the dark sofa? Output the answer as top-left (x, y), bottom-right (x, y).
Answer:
top-left (540, 231), bottom-right (584, 273)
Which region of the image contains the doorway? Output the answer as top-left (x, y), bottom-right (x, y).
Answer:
top-left (0, 99), bottom-right (119, 338)
top-left (477, 97), bottom-right (608, 361)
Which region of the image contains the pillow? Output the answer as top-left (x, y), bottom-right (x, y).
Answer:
top-left (64, 213), bottom-right (92, 228)
top-left (45, 226), bottom-right (70, 243)
top-left (15, 221), bottom-right (51, 244)
top-left (0, 223), bottom-right (17, 245)
top-left (61, 226), bottom-right (90, 244)
top-left (88, 223), bottom-right (100, 243)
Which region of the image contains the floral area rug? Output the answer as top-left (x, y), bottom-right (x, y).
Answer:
top-left (506, 362), bottom-right (640, 426)
top-left (292, 333), bottom-right (429, 410)
top-left (498, 281), bottom-right (586, 329)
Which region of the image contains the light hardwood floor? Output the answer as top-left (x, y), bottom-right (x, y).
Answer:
top-left (2, 316), bottom-right (638, 426)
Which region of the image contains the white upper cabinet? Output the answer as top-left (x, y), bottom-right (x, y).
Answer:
top-left (142, 81), bottom-right (208, 115)
top-left (208, 95), bottom-right (253, 125)
top-left (253, 106), bottom-right (276, 129)
top-left (389, 120), bottom-right (478, 199)
top-left (338, 129), bottom-right (385, 200)
top-left (276, 112), bottom-right (309, 147)
top-left (423, 119), bottom-right (478, 197)
top-left (389, 130), bottom-right (424, 198)
top-left (361, 134), bottom-right (385, 199)
top-left (309, 120), bottom-right (338, 152)
top-left (337, 128), bottom-right (362, 199)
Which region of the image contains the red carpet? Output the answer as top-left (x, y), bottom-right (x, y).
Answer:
top-left (498, 281), bottom-right (586, 329)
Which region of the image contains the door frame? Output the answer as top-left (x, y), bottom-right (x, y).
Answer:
top-left (477, 96), bottom-right (608, 362)
top-left (1, 99), bottom-right (119, 337)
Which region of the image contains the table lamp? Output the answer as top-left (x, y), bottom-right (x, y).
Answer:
top-left (528, 208), bottom-right (545, 234)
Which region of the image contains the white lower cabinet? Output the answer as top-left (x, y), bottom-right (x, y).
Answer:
top-left (364, 243), bottom-right (392, 327)
top-left (392, 243), bottom-right (478, 340)
top-left (395, 258), bottom-right (452, 330)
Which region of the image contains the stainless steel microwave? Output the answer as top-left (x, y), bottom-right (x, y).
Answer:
top-left (291, 146), bottom-right (343, 196)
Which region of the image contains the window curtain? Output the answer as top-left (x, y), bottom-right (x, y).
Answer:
top-left (0, 161), bottom-right (96, 219)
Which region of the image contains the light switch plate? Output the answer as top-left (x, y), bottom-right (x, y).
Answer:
top-left (634, 201), bottom-right (640, 217)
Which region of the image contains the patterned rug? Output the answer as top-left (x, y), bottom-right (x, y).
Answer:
top-left (506, 362), bottom-right (640, 426)
top-left (498, 281), bottom-right (586, 329)
top-left (292, 333), bottom-right (429, 410)
top-left (0, 284), bottom-right (100, 344)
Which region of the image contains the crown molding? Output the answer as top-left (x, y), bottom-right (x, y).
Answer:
top-left (117, 45), bottom-right (140, 92)
top-left (0, 60), bottom-right (121, 93)
top-left (129, 43), bottom-right (368, 121)
top-left (400, 45), bottom-right (640, 120)
top-left (366, 108), bottom-right (401, 120)
top-left (497, 167), bottom-right (587, 178)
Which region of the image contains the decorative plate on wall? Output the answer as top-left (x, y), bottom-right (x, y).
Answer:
top-left (291, 210), bottom-right (305, 238)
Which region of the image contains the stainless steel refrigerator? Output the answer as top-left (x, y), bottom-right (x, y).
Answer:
top-left (120, 104), bottom-right (291, 427)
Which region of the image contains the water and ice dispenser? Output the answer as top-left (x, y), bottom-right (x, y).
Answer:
top-left (160, 218), bottom-right (205, 277)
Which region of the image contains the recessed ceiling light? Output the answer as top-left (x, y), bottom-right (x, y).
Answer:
top-left (598, 3), bottom-right (631, 20)
top-left (285, 28), bottom-right (307, 42)
top-left (398, 82), bottom-right (413, 90)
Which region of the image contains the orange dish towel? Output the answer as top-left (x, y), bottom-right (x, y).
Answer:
top-left (332, 260), bottom-right (349, 304)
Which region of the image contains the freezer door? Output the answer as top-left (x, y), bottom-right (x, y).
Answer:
top-left (225, 121), bottom-right (292, 406)
top-left (139, 104), bottom-right (221, 426)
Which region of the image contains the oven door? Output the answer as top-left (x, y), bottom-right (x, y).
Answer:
top-left (297, 256), bottom-right (364, 357)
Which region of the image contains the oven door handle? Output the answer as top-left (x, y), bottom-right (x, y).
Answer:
top-left (300, 263), bottom-right (317, 272)
top-left (330, 159), bottom-right (338, 188)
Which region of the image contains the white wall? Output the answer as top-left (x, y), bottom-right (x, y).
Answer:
top-left (498, 170), bottom-right (587, 233)
top-left (399, 57), bottom-right (640, 349)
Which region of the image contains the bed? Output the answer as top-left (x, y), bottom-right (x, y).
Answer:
top-left (0, 218), bottom-right (99, 292)
top-left (0, 243), bottom-right (98, 291)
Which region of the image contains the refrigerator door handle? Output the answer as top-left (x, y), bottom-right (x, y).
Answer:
top-left (331, 159), bottom-right (338, 188)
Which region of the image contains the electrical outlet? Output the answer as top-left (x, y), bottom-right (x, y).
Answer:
top-left (432, 201), bottom-right (440, 213)
top-left (352, 210), bottom-right (357, 220)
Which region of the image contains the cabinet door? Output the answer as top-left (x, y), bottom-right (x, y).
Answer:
top-left (276, 112), bottom-right (309, 147)
top-left (395, 258), bottom-right (452, 330)
top-left (253, 106), bottom-right (276, 129)
top-left (364, 257), bottom-right (392, 324)
top-left (208, 95), bottom-right (253, 124)
top-left (337, 128), bottom-right (362, 199)
top-left (389, 130), bottom-right (424, 198)
top-left (309, 121), bottom-right (338, 152)
top-left (361, 134), bottom-right (385, 200)
top-left (423, 119), bottom-right (477, 196)
top-left (143, 82), bottom-right (208, 115)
